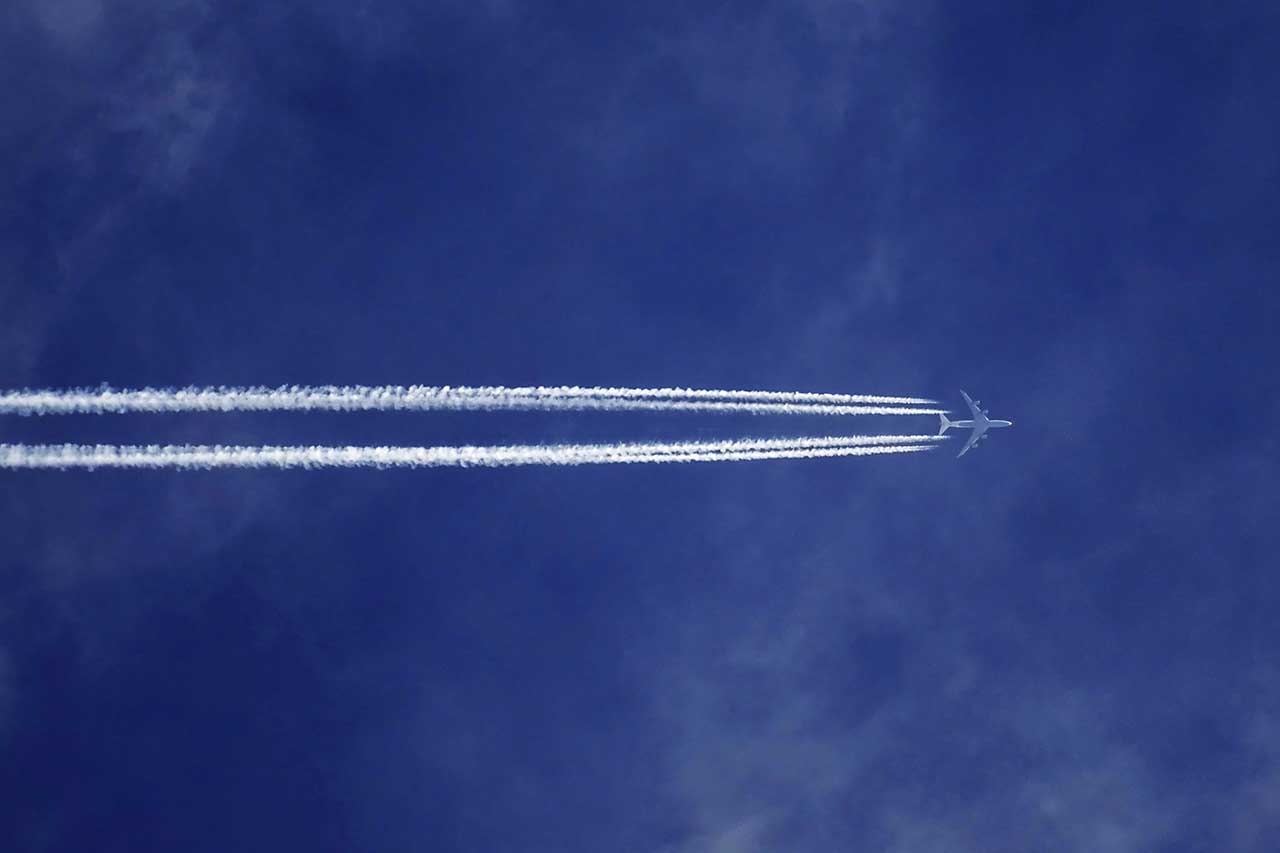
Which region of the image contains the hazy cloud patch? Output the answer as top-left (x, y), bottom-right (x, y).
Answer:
top-left (0, 1), bottom-right (245, 372)
top-left (111, 32), bottom-right (234, 190)
top-left (574, 1), bottom-right (926, 184)
top-left (18, 0), bottom-right (240, 191)
top-left (1231, 667), bottom-right (1280, 849)
top-left (30, 0), bottom-right (104, 44)
top-left (642, 524), bottom-right (925, 851)
top-left (635, 466), bottom-right (1190, 851)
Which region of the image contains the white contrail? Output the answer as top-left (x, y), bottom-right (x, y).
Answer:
top-left (0, 436), bottom-right (941, 470)
top-left (541, 433), bottom-right (942, 454)
top-left (0, 386), bottom-right (943, 417)
top-left (443, 385), bottom-right (936, 406)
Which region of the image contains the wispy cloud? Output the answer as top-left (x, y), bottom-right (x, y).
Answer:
top-left (1231, 666), bottom-right (1280, 849)
top-left (21, 0), bottom-right (239, 191)
top-left (654, 632), bottom-right (1178, 851)
top-left (29, 0), bottom-right (104, 44)
top-left (2, 1), bottom-right (243, 378)
top-left (574, 1), bottom-right (920, 182)
top-left (633, 478), bottom-right (1194, 853)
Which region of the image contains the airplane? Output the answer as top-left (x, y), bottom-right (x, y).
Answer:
top-left (937, 390), bottom-right (1012, 458)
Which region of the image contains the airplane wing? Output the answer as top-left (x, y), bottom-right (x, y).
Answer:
top-left (956, 421), bottom-right (988, 457)
top-left (959, 389), bottom-right (982, 419)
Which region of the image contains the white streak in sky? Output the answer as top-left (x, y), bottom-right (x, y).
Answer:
top-left (445, 385), bottom-right (936, 406)
top-left (0, 436), bottom-right (942, 470)
top-left (0, 386), bottom-right (942, 417)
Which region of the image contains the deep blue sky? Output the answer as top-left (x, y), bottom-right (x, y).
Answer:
top-left (3, 2), bottom-right (1279, 850)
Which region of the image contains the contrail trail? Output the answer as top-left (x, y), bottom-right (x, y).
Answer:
top-left (0, 386), bottom-right (943, 417)
top-left (0, 435), bottom-right (942, 470)
top-left (443, 385), bottom-right (935, 406)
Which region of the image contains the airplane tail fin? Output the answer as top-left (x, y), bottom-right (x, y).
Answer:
top-left (938, 412), bottom-right (952, 435)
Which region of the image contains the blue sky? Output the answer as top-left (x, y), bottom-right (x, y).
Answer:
top-left (3, 2), bottom-right (1279, 850)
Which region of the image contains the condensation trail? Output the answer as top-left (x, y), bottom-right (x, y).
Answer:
top-left (0, 386), bottom-right (942, 417)
top-left (0, 436), bottom-right (942, 470)
top-left (442, 385), bottom-right (935, 406)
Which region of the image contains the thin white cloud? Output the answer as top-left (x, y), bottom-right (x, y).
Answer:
top-left (2, 1), bottom-right (243, 376)
top-left (30, 0), bottom-right (104, 44)
top-left (574, 1), bottom-right (920, 181)
top-left (20, 0), bottom-right (237, 192)
top-left (635, 484), bottom-right (1187, 853)
top-left (658, 645), bottom-right (1178, 852)
top-left (1223, 667), bottom-right (1280, 849)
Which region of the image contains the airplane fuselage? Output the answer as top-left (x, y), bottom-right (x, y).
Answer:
top-left (950, 418), bottom-right (1012, 430)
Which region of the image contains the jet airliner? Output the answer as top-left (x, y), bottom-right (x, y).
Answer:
top-left (937, 390), bottom-right (1012, 457)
